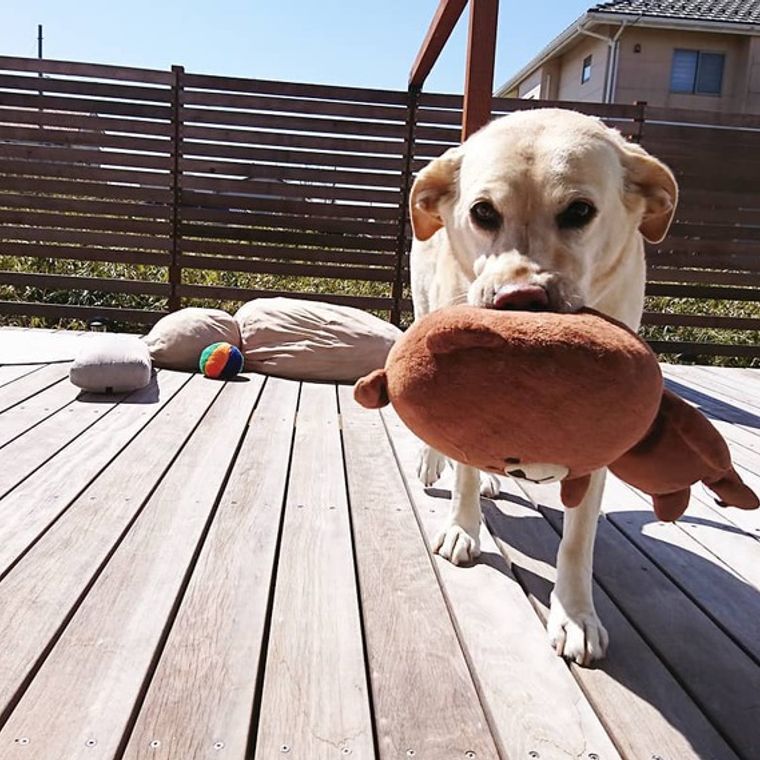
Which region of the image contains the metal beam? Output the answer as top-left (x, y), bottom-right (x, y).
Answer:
top-left (462, 0), bottom-right (499, 140)
top-left (409, 0), bottom-right (468, 89)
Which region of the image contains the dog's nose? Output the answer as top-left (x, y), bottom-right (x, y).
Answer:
top-left (493, 283), bottom-right (549, 311)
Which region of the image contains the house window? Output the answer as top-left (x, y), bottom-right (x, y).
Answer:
top-left (581, 55), bottom-right (592, 84)
top-left (670, 49), bottom-right (725, 94)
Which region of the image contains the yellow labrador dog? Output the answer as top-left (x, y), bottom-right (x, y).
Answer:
top-left (410, 108), bottom-right (677, 665)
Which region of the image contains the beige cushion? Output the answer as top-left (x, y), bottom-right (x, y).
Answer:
top-left (234, 297), bottom-right (401, 381)
top-left (70, 334), bottom-right (152, 393)
top-left (143, 308), bottom-right (240, 370)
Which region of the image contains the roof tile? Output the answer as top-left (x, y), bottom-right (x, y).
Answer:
top-left (591, 0), bottom-right (760, 24)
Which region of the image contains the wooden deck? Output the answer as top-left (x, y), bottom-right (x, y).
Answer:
top-left (0, 329), bottom-right (759, 760)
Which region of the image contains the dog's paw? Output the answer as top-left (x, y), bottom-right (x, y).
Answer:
top-left (417, 447), bottom-right (446, 487)
top-left (479, 472), bottom-right (501, 498)
top-left (548, 592), bottom-right (609, 666)
top-left (432, 524), bottom-right (480, 565)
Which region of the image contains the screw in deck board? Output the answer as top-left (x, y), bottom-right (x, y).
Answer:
top-left (465, 752), bottom-right (477, 759)
top-left (589, 754), bottom-right (599, 760)
top-left (14, 738), bottom-right (29, 745)
top-left (406, 751), bottom-right (416, 757)
top-left (149, 739), bottom-right (161, 749)
top-left (280, 745), bottom-right (291, 754)
top-left (528, 753), bottom-right (540, 759)
top-left (85, 739), bottom-right (98, 748)
top-left (213, 741), bottom-right (225, 750)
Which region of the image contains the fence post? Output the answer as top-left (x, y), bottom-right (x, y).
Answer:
top-left (168, 64), bottom-right (184, 312)
top-left (632, 100), bottom-right (647, 144)
top-left (391, 87), bottom-right (419, 326)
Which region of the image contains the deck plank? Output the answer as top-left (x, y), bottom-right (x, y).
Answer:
top-left (484, 481), bottom-right (739, 760)
top-left (122, 377), bottom-right (299, 760)
top-left (0, 371), bottom-right (203, 723)
top-left (683, 366), bottom-right (760, 412)
top-left (0, 387), bottom-right (128, 498)
top-left (381, 407), bottom-right (620, 760)
top-left (0, 370), bottom-right (80, 447)
top-left (521, 479), bottom-right (760, 759)
top-left (339, 386), bottom-right (501, 760)
top-left (254, 383), bottom-right (375, 759)
top-left (0, 371), bottom-right (190, 578)
top-left (0, 362), bottom-right (73, 415)
top-left (0, 375), bottom-right (264, 759)
top-left (0, 364), bottom-right (43, 388)
top-left (600, 474), bottom-right (760, 662)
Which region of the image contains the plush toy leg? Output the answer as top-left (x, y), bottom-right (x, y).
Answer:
top-left (652, 490), bottom-right (691, 522)
top-left (432, 462), bottom-right (482, 565)
top-left (706, 469), bottom-right (759, 511)
top-left (549, 468), bottom-right (609, 666)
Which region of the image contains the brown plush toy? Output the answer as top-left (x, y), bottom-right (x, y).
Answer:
top-left (354, 306), bottom-right (758, 521)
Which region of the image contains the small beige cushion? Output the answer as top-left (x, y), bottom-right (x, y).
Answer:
top-left (143, 308), bottom-right (240, 370)
top-left (70, 334), bottom-right (152, 393)
top-left (235, 297), bottom-right (401, 381)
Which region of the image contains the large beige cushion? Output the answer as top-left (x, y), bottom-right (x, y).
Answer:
top-left (234, 297), bottom-right (401, 381)
top-left (143, 308), bottom-right (240, 371)
top-left (70, 334), bottom-right (152, 393)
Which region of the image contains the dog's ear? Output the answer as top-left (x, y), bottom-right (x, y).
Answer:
top-left (619, 141), bottom-right (678, 244)
top-left (410, 146), bottom-right (463, 241)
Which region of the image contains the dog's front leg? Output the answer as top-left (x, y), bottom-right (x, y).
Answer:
top-left (549, 467), bottom-right (609, 665)
top-left (432, 462), bottom-right (482, 565)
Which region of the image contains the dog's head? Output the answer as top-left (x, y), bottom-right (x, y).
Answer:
top-left (410, 108), bottom-right (677, 312)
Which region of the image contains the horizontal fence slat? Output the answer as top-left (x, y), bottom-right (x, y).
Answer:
top-left (181, 124), bottom-right (406, 156)
top-left (0, 299), bottom-right (166, 324)
top-left (642, 312), bottom-right (760, 330)
top-left (0, 175), bottom-right (173, 204)
top-left (646, 282), bottom-right (760, 302)
top-left (180, 190), bottom-right (398, 220)
top-left (647, 341), bottom-right (760, 358)
top-left (179, 157), bottom-right (401, 188)
top-left (0, 208), bottom-right (171, 236)
top-left (0, 106), bottom-right (174, 137)
top-left (0, 73), bottom-right (172, 103)
top-left (0, 225), bottom-right (172, 251)
top-left (0, 241), bottom-right (169, 266)
top-left (181, 106), bottom-right (407, 140)
top-left (668, 222), bottom-right (760, 242)
top-left (0, 124), bottom-right (172, 155)
top-left (177, 253), bottom-right (394, 282)
top-left (0, 271), bottom-right (170, 296)
top-left (648, 267), bottom-right (760, 288)
top-left (180, 206), bottom-right (396, 235)
top-left (0, 159), bottom-right (172, 187)
top-left (182, 72), bottom-right (409, 106)
top-left (179, 240), bottom-right (395, 267)
top-left (176, 282), bottom-right (395, 311)
top-left (0, 192), bottom-right (173, 221)
top-left (181, 140), bottom-right (404, 172)
top-left (182, 89), bottom-right (407, 122)
top-left (0, 143), bottom-right (172, 171)
top-left (0, 55), bottom-right (173, 84)
top-left (180, 224), bottom-right (397, 253)
top-left (179, 175), bottom-right (399, 204)
top-left (0, 91), bottom-right (172, 120)
top-left (645, 105), bottom-right (760, 130)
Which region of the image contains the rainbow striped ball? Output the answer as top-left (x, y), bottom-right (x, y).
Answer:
top-left (199, 341), bottom-right (244, 379)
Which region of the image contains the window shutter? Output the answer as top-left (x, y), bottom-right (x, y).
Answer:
top-left (696, 53), bottom-right (725, 94)
top-left (670, 49), bottom-right (697, 92)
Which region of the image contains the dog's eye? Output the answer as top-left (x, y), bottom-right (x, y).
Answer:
top-left (470, 201), bottom-right (501, 230)
top-left (557, 200), bottom-right (596, 230)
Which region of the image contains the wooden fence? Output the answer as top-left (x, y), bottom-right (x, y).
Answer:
top-left (0, 56), bottom-right (758, 359)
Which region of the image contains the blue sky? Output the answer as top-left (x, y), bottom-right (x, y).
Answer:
top-left (3, 1), bottom-right (591, 93)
